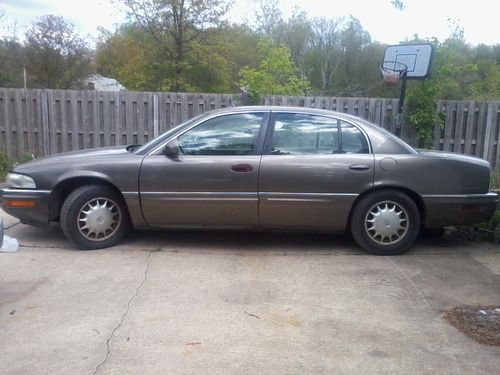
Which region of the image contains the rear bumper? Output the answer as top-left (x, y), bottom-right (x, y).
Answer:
top-left (422, 192), bottom-right (498, 227)
top-left (0, 188), bottom-right (52, 226)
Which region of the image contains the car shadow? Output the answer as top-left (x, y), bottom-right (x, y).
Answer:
top-left (7, 222), bottom-right (498, 256)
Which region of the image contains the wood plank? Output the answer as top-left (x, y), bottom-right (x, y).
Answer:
top-left (114, 92), bottom-right (124, 146)
top-left (476, 101), bottom-right (488, 158)
top-left (91, 90), bottom-right (100, 147)
top-left (483, 101), bottom-right (495, 163)
top-left (442, 101), bottom-right (455, 152)
top-left (82, 90), bottom-right (90, 148)
top-left (137, 92), bottom-right (145, 144)
top-left (40, 90), bottom-right (50, 155)
top-left (58, 91), bottom-right (68, 153)
top-left (168, 92), bottom-right (175, 130)
top-left (2, 89), bottom-right (12, 157)
top-left (100, 91), bottom-right (109, 146)
top-left (464, 101), bottom-right (476, 155)
top-left (453, 101), bottom-right (465, 153)
top-left (13, 89), bottom-right (24, 157)
top-left (0, 89), bottom-right (6, 155)
top-left (492, 103), bottom-right (500, 170)
top-left (158, 92), bottom-right (166, 133)
top-left (379, 100), bottom-right (388, 130)
top-left (181, 93), bottom-right (189, 122)
top-left (124, 92), bottom-right (133, 144)
top-left (26, 90), bottom-right (36, 155)
top-left (70, 90), bottom-right (79, 150)
top-left (46, 90), bottom-right (58, 154)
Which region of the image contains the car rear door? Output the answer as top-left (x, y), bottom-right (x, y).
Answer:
top-left (258, 112), bottom-right (374, 230)
top-left (139, 111), bottom-right (269, 227)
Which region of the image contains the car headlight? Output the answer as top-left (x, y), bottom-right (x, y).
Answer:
top-left (6, 173), bottom-right (37, 189)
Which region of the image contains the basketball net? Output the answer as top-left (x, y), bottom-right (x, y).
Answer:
top-left (380, 61), bottom-right (407, 87)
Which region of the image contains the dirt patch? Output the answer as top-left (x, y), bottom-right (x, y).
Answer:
top-left (444, 305), bottom-right (500, 346)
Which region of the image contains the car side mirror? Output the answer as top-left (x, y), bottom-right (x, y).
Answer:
top-left (163, 139), bottom-right (181, 161)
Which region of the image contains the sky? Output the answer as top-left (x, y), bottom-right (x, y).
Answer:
top-left (1, 0), bottom-right (499, 46)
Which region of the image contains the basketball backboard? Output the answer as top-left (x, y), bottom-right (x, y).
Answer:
top-left (382, 43), bottom-right (434, 79)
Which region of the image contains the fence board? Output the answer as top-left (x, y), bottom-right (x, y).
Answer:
top-left (453, 101), bottom-right (465, 153)
top-left (1, 88), bottom-right (500, 170)
top-left (464, 101), bottom-right (475, 155)
top-left (442, 101), bottom-right (455, 152)
top-left (1, 89), bottom-right (12, 157)
top-left (492, 102), bottom-right (500, 170)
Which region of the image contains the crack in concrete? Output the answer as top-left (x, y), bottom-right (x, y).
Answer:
top-left (91, 250), bottom-right (152, 375)
top-left (4, 221), bottom-right (20, 230)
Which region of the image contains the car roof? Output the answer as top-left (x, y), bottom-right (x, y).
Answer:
top-left (206, 105), bottom-right (358, 119)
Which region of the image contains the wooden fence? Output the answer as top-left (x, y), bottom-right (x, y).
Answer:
top-left (1, 88), bottom-right (500, 169)
top-left (0, 89), bottom-right (235, 158)
top-left (265, 96), bottom-right (500, 169)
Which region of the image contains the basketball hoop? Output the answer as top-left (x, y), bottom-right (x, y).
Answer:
top-left (380, 61), bottom-right (407, 86)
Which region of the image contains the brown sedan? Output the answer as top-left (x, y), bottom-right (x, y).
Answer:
top-left (1, 107), bottom-right (497, 254)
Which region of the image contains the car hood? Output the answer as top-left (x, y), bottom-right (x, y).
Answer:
top-left (14, 146), bottom-right (129, 172)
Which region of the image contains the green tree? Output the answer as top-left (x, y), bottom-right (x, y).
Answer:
top-left (255, 0), bottom-right (284, 37)
top-left (305, 18), bottom-right (341, 95)
top-left (216, 24), bottom-right (260, 89)
top-left (470, 44), bottom-right (500, 99)
top-left (0, 37), bottom-right (24, 88)
top-left (24, 15), bottom-right (92, 89)
top-left (120, 0), bottom-right (232, 92)
top-left (239, 38), bottom-right (310, 102)
top-left (96, 25), bottom-right (157, 90)
top-left (406, 80), bottom-right (444, 148)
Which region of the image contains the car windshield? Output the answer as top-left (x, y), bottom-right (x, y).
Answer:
top-left (133, 113), bottom-right (209, 155)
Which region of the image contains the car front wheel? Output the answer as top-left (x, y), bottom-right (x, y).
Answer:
top-left (60, 185), bottom-right (130, 249)
top-left (350, 190), bottom-right (420, 255)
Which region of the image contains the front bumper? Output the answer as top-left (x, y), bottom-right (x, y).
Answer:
top-left (0, 188), bottom-right (52, 227)
top-left (423, 192), bottom-right (498, 227)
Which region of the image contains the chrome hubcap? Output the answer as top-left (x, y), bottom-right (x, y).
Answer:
top-left (365, 201), bottom-right (408, 245)
top-left (77, 197), bottom-right (121, 241)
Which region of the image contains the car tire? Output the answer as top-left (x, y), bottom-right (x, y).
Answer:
top-left (350, 190), bottom-right (420, 255)
top-left (60, 185), bottom-right (130, 250)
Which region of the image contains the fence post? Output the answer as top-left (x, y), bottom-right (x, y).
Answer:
top-left (483, 101), bottom-right (494, 161)
top-left (153, 93), bottom-right (159, 138)
top-left (41, 90), bottom-right (50, 156)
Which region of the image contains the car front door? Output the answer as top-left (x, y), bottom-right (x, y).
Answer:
top-left (258, 112), bottom-right (374, 230)
top-left (139, 111), bottom-right (269, 227)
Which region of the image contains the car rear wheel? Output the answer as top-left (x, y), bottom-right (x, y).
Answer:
top-left (60, 185), bottom-right (130, 249)
top-left (351, 190), bottom-right (420, 255)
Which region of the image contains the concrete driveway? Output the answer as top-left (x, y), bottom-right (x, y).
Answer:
top-left (1, 210), bottom-right (499, 375)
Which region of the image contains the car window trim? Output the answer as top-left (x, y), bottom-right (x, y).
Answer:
top-left (148, 110), bottom-right (271, 156)
top-left (262, 111), bottom-right (372, 155)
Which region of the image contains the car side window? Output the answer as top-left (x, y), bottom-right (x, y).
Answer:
top-left (270, 113), bottom-right (341, 155)
top-left (178, 113), bottom-right (265, 155)
top-left (340, 121), bottom-right (370, 154)
top-left (269, 114), bottom-right (369, 155)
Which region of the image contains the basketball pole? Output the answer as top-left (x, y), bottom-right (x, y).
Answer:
top-left (396, 71), bottom-right (408, 137)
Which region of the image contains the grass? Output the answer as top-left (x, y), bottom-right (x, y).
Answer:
top-left (491, 172), bottom-right (500, 191)
top-left (0, 153), bottom-right (34, 182)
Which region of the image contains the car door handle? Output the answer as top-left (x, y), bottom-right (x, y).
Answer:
top-left (349, 164), bottom-right (371, 171)
top-left (231, 164), bottom-right (254, 173)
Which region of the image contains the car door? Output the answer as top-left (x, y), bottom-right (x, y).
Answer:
top-left (258, 112), bottom-right (374, 230)
top-left (139, 111), bottom-right (269, 227)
